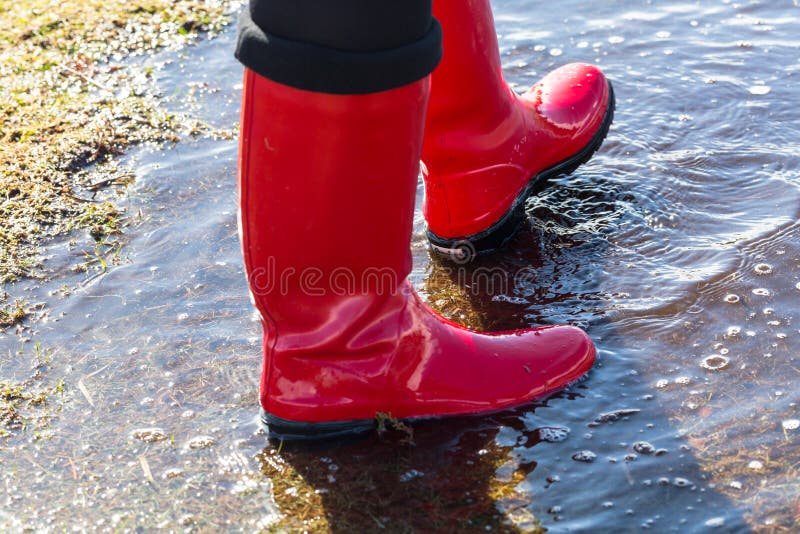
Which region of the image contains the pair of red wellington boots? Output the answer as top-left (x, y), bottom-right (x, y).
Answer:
top-left (238, 1), bottom-right (614, 439)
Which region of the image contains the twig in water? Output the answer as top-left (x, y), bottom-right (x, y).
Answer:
top-left (59, 64), bottom-right (115, 93)
top-left (76, 378), bottom-right (94, 407)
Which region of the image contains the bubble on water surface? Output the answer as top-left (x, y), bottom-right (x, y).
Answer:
top-left (572, 450), bottom-right (597, 463)
top-left (399, 469), bottom-right (424, 483)
top-left (748, 85), bottom-right (771, 95)
top-left (705, 517), bottom-right (725, 528)
top-left (752, 288), bottom-right (771, 296)
top-left (491, 295), bottom-right (529, 305)
top-left (781, 419), bottom-right (800, 431)
top-left (549, 48), bottom-right (563, 56)
top-left (747, 460), bottom-right (764, 470)
top-left (724, 326), bottom-right (741, 340)
top-left (538, 427), bottom-right (571, 443)
top-left (608, 36), bottom-right (625, 44)
top-left (633, 441), bottom-right (656, 455)
top-left (723, 294), bottom-right (740, 304)
top-left (753, 263), bottom-right (773, 275)
top-left (701, 355), bottom-right (730, 371)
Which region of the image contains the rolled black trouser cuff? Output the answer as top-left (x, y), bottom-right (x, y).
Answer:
top-left (235, 8), bottom-right (443, 95)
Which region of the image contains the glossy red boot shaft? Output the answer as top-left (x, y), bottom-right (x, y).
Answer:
top-left (238, 70), bottom-right (596, 439)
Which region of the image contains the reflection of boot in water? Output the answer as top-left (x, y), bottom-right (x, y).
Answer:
top-left (257, 418), bottom-right (544, 532)
top-left (423, 0), bottom-right (615, 258)
top-left (235, 1), bottom-right (596, 439)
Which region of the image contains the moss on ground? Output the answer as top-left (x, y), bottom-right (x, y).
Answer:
top-left (0, 0), bottom-right (235, 320)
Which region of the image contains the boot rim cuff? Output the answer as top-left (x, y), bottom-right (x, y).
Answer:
top-left (235, 10), bottom-right (442, 95)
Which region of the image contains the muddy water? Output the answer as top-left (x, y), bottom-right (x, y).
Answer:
top-left (2, 1), bottom-right (800, 531)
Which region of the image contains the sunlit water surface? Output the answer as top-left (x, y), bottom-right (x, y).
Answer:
top-left (2, 1), bottom-right (799, 531)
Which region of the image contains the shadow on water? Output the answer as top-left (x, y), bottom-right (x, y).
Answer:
top-left (3, 0), bottom-right (800, 531)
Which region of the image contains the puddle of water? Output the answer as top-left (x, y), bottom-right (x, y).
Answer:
top-left (2, 1), bottom-right (800, 531)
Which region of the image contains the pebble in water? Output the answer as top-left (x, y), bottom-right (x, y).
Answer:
top-left (131, 428), bottom-right (168, 443)
top-left (162, 468), bottom-right (183, 480)
top-left (701, 354), bottom-right (730, 371)
top-left (185, 435), bottom-right (216, 450)
top-left (753, 263), bottom-right (773, 275)
top-left (572, 450), bottom-right (597, 463)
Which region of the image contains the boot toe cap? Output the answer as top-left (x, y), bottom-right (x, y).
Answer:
top-left (526, 63), bottom-right (610, 131)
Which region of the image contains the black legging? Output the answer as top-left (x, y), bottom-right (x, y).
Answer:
top-left (235, 0), bottom-right (442, 94)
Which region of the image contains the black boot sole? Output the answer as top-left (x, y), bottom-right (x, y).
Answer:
top-left (261, 409), bottom-right (377, 441)
top-left (427, 80), bottom-right (616, 260)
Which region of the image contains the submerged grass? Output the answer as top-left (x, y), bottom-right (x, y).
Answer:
top-left (0, 0), bottom-right (236, 321)
top-left (0, 341), bottom-right (64, 439)
top-left (0, 297), bottom-right (28, 328)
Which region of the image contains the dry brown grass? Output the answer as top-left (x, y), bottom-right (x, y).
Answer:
top-left (0, 0), bottom-right (234, 292)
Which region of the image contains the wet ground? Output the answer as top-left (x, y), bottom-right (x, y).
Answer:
top-left (2, 1), bottom-right (799, 531)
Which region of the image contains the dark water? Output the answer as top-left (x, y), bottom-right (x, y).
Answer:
top-left (2, 1), bottom-right (800, 531)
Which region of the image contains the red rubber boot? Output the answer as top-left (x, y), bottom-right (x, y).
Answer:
top-left (238, 69), bottom-right (596, 440)
top-left (423, 0), bottom-right (615, 257)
